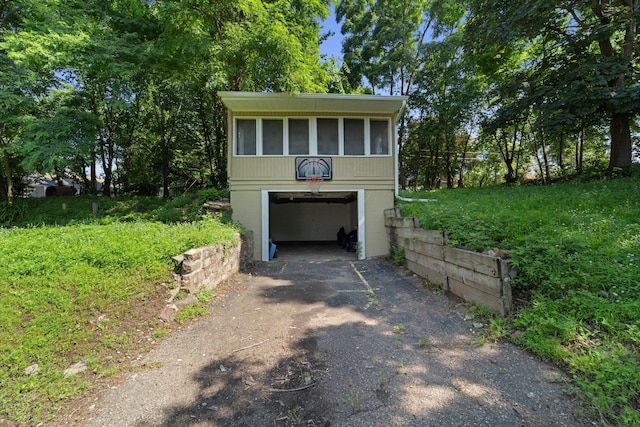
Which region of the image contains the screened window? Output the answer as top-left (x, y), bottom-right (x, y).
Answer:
top-left (370, 119), bottom-right (389, 155)
top-left (234, 116), bottom-right (391, 156)
top-left (344, 118), bottom-right (365, 155)
top-left (317, 118), bottom-right (339, 155)
top-left (263, 119), bottom-right (283, 155)
top-left (236, 119), bottom-right (256, 155)
top-left (288, 119), bottom-right (309, 155)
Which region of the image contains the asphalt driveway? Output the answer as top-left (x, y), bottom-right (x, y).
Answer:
top-left (80, 258), bottom-right (592, 427)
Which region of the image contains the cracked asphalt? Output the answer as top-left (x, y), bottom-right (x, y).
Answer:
top-left (78, 258), bottom-right (594, 427)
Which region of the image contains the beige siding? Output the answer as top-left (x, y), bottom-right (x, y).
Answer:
top-left (230, 190), bottom-right (263, 260)
top-left (226, 108), bottom-right (398, 261)
top-left (229, 157), bottom-right (394, 191)
top-left (364, 189), bottom-right (395, 257)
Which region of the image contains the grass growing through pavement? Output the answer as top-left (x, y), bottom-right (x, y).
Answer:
top-left (0, 191), bottom-right (238, 424)
top-left (399, 177), bottom-right (640, 426)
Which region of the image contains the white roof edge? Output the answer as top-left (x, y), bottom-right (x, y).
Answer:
top-left (218, 91), bottom-right (408, 115)
top-left (218, 91), bottom-right (408, 102)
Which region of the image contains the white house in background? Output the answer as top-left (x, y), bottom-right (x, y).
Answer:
top-left (27, 175), bottom-right (79, 197)
top-left (218, 91), bottom-right (407, 261)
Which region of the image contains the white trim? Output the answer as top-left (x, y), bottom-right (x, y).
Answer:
top-left (263, 188), bottom-right (366, 261)
top-left (256, 118), bottom-right (263, 156)
top-left (338, 117), bottom-right (344, 156)
top-left (283, 118), bottom-right (289, 156)
top-left (309, 118), bottom-right (318, 156)
top-left (357, 189), bottom-right (366, 260)
top-left (364, 118), bottom-right (371, 156)
top-left (219, 91), bottom-right (407, 115)
top-left (394, 122), bottom-right (399, 198)
top-left (261, 190), bottom-right (269, 262)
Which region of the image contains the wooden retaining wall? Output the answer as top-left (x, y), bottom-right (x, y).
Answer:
top-left (385, 208), bottom-right (513, 316)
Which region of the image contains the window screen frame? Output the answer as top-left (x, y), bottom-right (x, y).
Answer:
top-left (233, 116), bottom-right (392, 157)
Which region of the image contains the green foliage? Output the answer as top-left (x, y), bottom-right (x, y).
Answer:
top-left (464, 0), bottom-right (639, 170)
top-left (197, 187), bottom-right (229, 201)
top-left (400, 177), bottom-right (640, 425)
top-left (174, 288), bottom-right (215, 324)
top-left (388, 244), bottom-right (405, 266)
top-left (0, 196), bottom-right (238, 424)
top-left (0, 190), bottom-right (232, 227)
top-left (417, 336), bottom-right (430, 348)
top-left (0, 199), bottom-right (26, 222)
top-left (2, 0), bottom-right (331, 198)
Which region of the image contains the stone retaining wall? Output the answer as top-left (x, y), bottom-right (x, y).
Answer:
top-left (385, 208), bottom-right (513, 316)
top-left (172, 231), bottom-right (253, 293)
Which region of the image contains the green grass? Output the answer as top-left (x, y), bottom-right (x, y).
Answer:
top-left (399, 177), bottom-right (640, 426)
top-left (0, 192), bottom-right (237, 424)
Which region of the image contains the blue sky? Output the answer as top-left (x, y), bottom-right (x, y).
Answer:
top-left (319, 5), bottom-right (343, 60)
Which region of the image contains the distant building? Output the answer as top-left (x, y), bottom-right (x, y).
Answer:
top-left (27, 175), bottom-right (79, 197)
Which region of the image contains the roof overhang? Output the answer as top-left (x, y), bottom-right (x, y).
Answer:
top-left (218, 91), bottom-right (407, 117)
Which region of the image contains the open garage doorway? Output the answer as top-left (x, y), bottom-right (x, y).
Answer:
top-left (261, 189), bottom-right (365, 262)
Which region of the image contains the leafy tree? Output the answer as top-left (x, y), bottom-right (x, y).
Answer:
top-left (144, 0), bottom-right (331, 195)
top-left (337, 0), bottom-right (419, 187)
top-left (1, 0), bottom-right (333, 198)
top-left (337, 0), bottom-right (472, 188)
top-left (19, 87), bottom-right (97, 182)
top-left (409, 28), bottom-right (483, 189)
top-left (465, 0), bottom-right (640, 170)
top-left (0, 0), bottom-right (60, 198)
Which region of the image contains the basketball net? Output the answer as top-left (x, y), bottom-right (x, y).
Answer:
top-left (305, 176), bottom-right (324, 194)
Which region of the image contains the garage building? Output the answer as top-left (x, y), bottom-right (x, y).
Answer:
top-left (219, 91), bottom-right (407, 261)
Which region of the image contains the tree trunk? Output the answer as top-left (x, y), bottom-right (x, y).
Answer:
top-left (90, 157), bottom-right (97, 194)
top-left (397, 115), bottom-right (408, 189)
top-left (609, 112), bottom-right (632, 169)
top-left (445, 135), bottom-right (453, 189)
top-left (539, 131), bottom-right (551, 184)
top-left (162, 143), bottom-right (169, 199)
top-left (576, 125), bottom-right (584, 173)
top-left (496, 131), bottom-right (517, 183)
top-left (3, 151), bottom-right (12, 199)
top-left (458, 133), bottom-right (471, 188)
top-left (100, 136), bottom-right (114, 197)
top-left (558, 132), bottom-right (564, 170)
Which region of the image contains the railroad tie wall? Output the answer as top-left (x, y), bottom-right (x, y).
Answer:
top-left (385, 208), bottom-right (513, 316)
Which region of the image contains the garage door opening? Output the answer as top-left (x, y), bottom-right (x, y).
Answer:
top-left (265, 190), bottom-right (363, 261)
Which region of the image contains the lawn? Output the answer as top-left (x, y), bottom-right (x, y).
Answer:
top-left (398, 177), bottom-right (640, 426)
top-left (0, 191), bottom-right (239, 424)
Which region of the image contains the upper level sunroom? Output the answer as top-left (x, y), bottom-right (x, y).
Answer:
top-left (219, 92), bottom-right (407, 158)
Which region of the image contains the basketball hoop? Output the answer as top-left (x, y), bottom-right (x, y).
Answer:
top-left (305, 176), bottom-right (324, 194)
